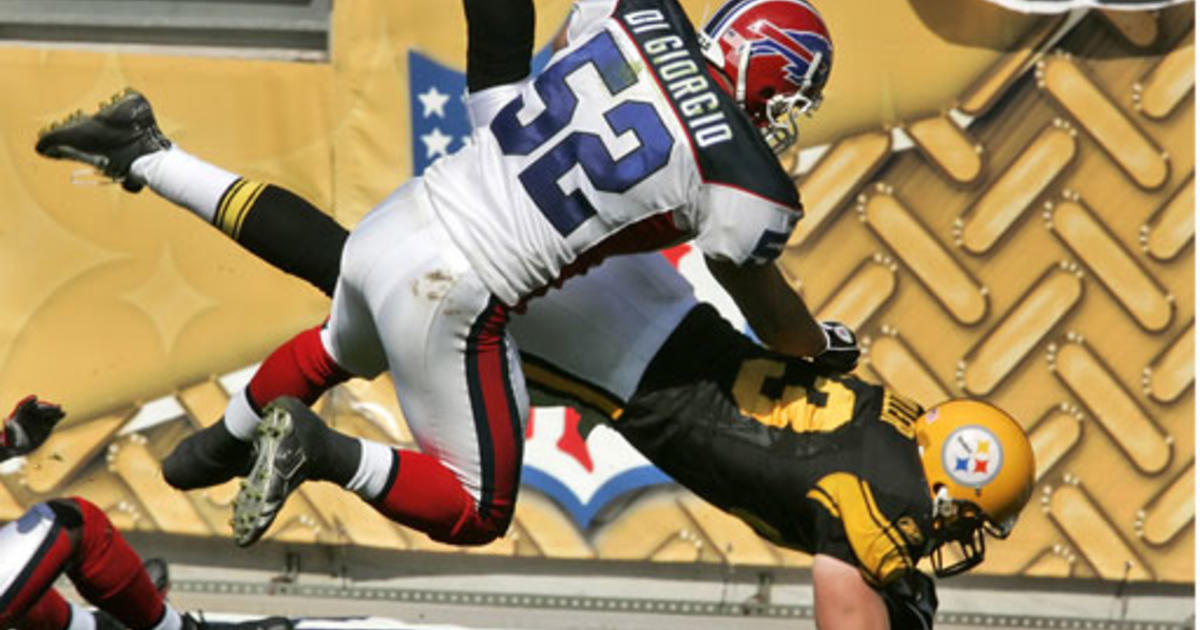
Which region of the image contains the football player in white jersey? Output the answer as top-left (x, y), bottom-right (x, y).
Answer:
top-left (0, 397), bottom-right (289, 630)
top-left (38, 0), bottom-right (844, 550)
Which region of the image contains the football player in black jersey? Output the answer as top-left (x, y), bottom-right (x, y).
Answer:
top-left (619, 303), bottom-right (1034, 629)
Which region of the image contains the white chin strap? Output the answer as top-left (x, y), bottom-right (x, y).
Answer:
top-left (933, 485), bottom-right (956, 518)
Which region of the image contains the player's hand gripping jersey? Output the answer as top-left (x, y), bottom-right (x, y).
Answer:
top-left (424, 0), bottom-right (802, 305)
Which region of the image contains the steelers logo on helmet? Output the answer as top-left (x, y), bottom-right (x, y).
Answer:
top-left (941, 424), bottom-right (1004, 489)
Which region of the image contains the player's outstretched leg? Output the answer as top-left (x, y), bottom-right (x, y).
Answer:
top-left (229, 395), bottom-right (519, 548)
top-left (230, 396), bottom-right (361, 546)
top-left (161, 325), bottom-right (352, 491)
top-left (35, 89), bottom-right (347, 296)
top-left (0, 497), bottom-right (295, 630)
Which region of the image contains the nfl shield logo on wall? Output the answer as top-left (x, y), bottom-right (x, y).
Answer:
top-left (522, 407), bottom-right (672, 530)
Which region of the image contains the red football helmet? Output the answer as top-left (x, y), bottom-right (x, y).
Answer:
top-left (699, 0), bottom-right (833, 153)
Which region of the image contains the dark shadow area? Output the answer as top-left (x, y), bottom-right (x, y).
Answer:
top-left (907, 0), bottom-right (1194, 58)
top-left (906, 0), bottom-right (1057, 49)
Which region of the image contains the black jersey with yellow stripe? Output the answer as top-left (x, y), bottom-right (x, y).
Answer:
top-left (618, 304), bottom-right (935, 587)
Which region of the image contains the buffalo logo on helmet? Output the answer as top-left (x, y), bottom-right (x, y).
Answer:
top-left (941, 424), bottom-right (1005, 489)
top-left (744, 15), bottom-right (831, 92)
top-left (708, 0), bottom-right (832, 92)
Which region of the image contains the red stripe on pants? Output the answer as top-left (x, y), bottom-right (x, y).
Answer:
top-left (370, 301), bottom-right (522, 546)
top-left (0, 525), bottom-right (74, 629)
top-left (465, 301), bottom-right (522, 534)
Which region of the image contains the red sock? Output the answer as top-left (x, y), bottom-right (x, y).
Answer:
top-left (247, 325), bottom-right (350, 408)
top-left (370, 450), bottom-right (508, 545)
top-left (67, 499), bottom-right (165, 630)
top-left (15, 589), bottom-right (71, 630)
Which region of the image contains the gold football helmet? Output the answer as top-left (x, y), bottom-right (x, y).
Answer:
top-left (915, 399), bottom-right (1035, 576)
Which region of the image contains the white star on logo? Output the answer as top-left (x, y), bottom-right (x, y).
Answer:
top-left (418, 86), bottom-right (450, 119)
top-left (421, 127), bottom-right (454, 159)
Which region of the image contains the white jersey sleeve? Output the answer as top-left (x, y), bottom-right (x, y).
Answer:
top-left (565, 0), bottom-right (620, 43)
top-left (466, 82), bottom-right (527, 130)
top-left (688, 185), bottom-right (801, 266)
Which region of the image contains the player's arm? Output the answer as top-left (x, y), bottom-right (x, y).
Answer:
top-left (706, 257), bottom-right (825, 358)
top-left (464, 0), bottom-right (535, 93)
top-left (812, 554), bottom-right (890, 630)
top-left (0, 396), bottom-right (66, 461)
top-left (692, 184), bottom-right (858, 370)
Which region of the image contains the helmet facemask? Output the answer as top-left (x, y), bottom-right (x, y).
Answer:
top-left (729, 41), bottom-right (826, 154)
top-left (927, 485), bottom-right (1018, 577)
top-left (760, 52), bottom-right (824, 154)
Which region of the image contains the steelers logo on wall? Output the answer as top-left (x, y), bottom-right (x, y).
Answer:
top-left (941, 425), bottom-right (1005, 489)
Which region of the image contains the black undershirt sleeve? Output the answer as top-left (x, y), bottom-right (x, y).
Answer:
top-left (464, 0), bottom-right (536, 93)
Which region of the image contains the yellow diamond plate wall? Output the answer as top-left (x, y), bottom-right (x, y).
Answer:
top-left (0, 3), bottom-right (1192, 586)
top-left (778, 9), bottom-right (1194, 583)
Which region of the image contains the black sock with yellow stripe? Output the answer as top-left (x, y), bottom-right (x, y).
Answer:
top-left (214, 179), bottom-right (348, 296)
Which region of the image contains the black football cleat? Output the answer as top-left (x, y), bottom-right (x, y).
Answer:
top-left (35, 88), bottom-right (170, 192)
top-left (92, 610), bottom-right (124, 630)
top-left (231, 398), bottom-right (314, 547)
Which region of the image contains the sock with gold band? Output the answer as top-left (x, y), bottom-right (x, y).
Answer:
top-left (131, 146), bottom-right (347, 296)
top-left (229, 183), bottom-right (347, 297)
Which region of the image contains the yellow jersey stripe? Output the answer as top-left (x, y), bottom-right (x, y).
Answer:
top-left (857, 478), bottom-right (915, 579)
top-left (880, 390), bottom-right (922, 439)
top-left (814, 472), bottom-right (912, 586)
top-left (520, 360), bottom-right (624, 419)
top-left (806, 486), bottom-right (840, 518)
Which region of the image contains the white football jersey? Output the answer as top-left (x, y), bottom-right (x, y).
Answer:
top-left (423, 0), bottom-right (802, 306)
top-left (510, 251), bottom-right (698, 403)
